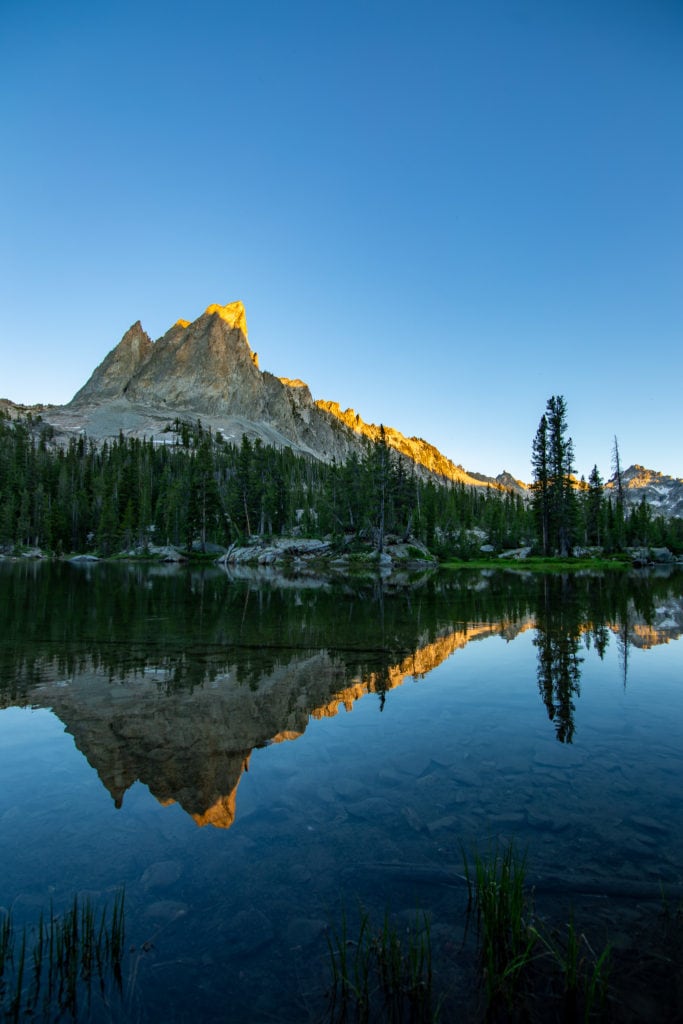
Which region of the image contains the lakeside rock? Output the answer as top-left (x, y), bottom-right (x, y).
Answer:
top-left (219, 538), bottom-right (332, 566)
top-left (149, 545), bottom-right (187, 562)
top-left (628, 546), bottom-right (677, 567)
top-left (498, 546), bottom-right (533, 560)
top-left (218, 535), bottom-right (435, 576)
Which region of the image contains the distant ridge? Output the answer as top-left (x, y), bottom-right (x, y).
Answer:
top-left (605, 464), bottom-right (683, 519)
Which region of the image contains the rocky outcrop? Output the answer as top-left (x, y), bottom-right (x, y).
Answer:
top-left (627, 546), bottom-right (677, 567)
top-left (0, 398), bottom-right (54, 420)
top-left (466, 469), bottom-right (529, 496)
top-left (69, 303), bottom-right (260, 416)
top-left (218, 536), bottom-right (436, 582)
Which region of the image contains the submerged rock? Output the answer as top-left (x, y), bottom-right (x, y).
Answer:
top-left (223, 908), bottom-right (274, 955)
top-left (144, 900), bottom-right (188, 923)
top-left (141, 860), bottom-right (182, 890)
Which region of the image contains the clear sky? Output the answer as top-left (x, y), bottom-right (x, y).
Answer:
top-left (1, 0), bottom-right (681, 482)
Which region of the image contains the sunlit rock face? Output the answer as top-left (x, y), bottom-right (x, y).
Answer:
top-left (314, 400), bottom-right (491, 487)
top-left (50, 301), bottom-right (376, 466)
top-left (122, 304), bottom-right (263, 417)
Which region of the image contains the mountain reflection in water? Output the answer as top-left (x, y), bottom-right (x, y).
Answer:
top-left (1, 561), bottom-right (682, 830)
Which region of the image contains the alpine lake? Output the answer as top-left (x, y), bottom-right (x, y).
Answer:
top-left (1, 558), bottom-right (682, 1022)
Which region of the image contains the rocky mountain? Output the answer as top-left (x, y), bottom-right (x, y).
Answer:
top-left (15, 301), bottom-right (503, 490)
top-left (467, 469), bottom-right (529, 496)
top-left (3, 300), bottom-right (682, 512)
top-left (605, 465), bottom-right (683, 520)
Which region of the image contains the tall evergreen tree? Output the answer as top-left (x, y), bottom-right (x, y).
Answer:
top-left (548, 395), bottom-right (577, 556)
top-left (187, 433), bottom-right (223, 552)
top-left (611, 435), bottom-right (624, 508)
top-left (531, 396), bottom-right (577, 556)
top-left (584, 464), bottom-right (605, 546)
top-left (367, 426), bottom-right (392, 551)
top-left (531, 414), bottom-right (550, 554)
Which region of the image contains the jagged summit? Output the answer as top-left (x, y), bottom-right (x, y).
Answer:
top-left (203, 300), bottom-right (248, 337)
top-left (495, 471), bottom-right (528, 496)
top-left (606, 465), bottom-right (683, 518)
top-left (69, 320), bottom-right (154, 404)
top-left (119, 301), bottom-right (261, 413)
top-left (68, 301), bottom-right (260, 414)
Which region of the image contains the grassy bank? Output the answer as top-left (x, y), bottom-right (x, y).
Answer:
top-left (440, 555), bottom-right (632, 572)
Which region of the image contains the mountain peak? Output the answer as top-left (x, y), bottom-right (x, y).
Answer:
top-left (204, 301), bottom-right (248, 338)
top-left (495, 470), bottom-right (528, 495)
top-left (69, 321), bottom-right (153, 406)
top-left (605, 464), bottom-right (683, 517)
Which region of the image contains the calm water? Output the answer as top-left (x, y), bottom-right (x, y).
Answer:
top-left (1, 561), bottom-right (682, 1021)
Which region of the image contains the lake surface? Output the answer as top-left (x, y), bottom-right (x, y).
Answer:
top-left (1, 561), bottom-right (682, 1021)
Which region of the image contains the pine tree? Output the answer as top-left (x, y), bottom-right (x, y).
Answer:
top-left (531, 396), bottom-right (577, 556)
top-left (366, 426), bottom-right (391, 551)
top-left (531, 414), bottom-right (550, 554)
top-left (584, 465), bottom-right (604, 546)
top-left (187, 433), bottom-right (223, 552)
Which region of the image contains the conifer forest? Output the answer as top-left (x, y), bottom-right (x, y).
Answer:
top-left (0, 404), bottom-right (680, 559)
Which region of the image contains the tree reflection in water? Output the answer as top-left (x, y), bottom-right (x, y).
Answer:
top-left (533, 575), bottom-right (584, 743)
top-left (531, 568), bottom-right (680, 742)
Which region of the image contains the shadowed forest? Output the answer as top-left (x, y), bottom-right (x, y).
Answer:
top-left (1, 410), bottom-right (681, 559)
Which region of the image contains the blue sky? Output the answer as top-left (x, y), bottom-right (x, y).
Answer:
top-left (1, 0), bottom-right (681, 481)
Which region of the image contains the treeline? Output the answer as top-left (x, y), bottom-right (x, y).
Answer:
top-left (531, 395), bottom-right (683, 556)
top-left (0, 411), bottom-right (680, 558)
top-left (0, 415), bottom-right (531, 557)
